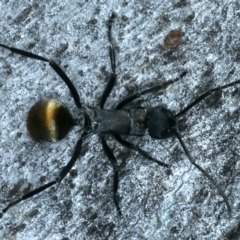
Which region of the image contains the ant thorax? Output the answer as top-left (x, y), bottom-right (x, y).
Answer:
top-left (86, 107), bottom-right (147, 136)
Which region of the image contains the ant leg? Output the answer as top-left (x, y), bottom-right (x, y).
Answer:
top-left (100, 13), bottom-right (117, 109)
top-left (173, 129), bottom-right (232, 216)
top-left (0, 43), bottom-right (81, 108)
top-left (175, 79), bottom-right (240, 117)
top-left (101, 136), bottom-right (122, 216)
top-left (113, 133), bottom-right (169, 168)
top-left (2, 134), bottom-right (85, 215)
top-left (115, 80), bottom-right (176, 109)
top-left (2, 181), bottom-right (56, 215)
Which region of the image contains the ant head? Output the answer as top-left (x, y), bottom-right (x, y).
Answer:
top-left (148, 107), bottom-right (177, 139)
top-left (26, 99), bottom-right (75, 142)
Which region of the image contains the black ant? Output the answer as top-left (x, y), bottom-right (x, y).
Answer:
top-left (1, 13), bottom-right (239, 217)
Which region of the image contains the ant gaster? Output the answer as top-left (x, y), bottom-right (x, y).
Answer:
top-left (1, 13), bottom-right (239, 217)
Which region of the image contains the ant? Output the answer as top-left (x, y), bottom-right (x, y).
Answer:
top-left (0, 13), bottom-right (239, 217)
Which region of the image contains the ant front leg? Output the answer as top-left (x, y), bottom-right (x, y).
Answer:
top-left (115, 80), bottom-right (177, 109)
top-left (113, 133), bottom-right (169, 168)
top-left (0, 43), bottom-right (81, 108)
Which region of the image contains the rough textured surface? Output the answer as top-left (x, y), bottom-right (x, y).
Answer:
top-left (0, 1), bottom-right (240, 239)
